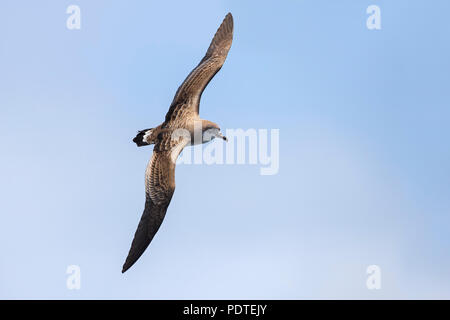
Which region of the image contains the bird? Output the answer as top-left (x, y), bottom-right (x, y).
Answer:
top-left (122, 13), bottom-right (233, 273)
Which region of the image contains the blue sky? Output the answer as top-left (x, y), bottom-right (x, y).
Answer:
top-left (1, 0), bottom-right (449, 299)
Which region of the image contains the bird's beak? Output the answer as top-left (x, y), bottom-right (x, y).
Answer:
top-left (216, 132), bottom-right (228, 142)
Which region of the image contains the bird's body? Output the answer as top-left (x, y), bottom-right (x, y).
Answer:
top-left (122, 13), bottom-right (234, 273)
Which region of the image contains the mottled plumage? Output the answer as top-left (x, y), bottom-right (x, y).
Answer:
top-left (122, 13), bottom-right (233, 273)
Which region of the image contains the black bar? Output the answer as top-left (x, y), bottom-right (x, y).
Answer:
top-left (1, 300), bottom-right (448, 318)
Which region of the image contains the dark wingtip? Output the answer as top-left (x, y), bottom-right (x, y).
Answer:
top-left (226, 13), bottom-right (233, 27)
top-left (224, 12), bottom-right (233, 28)
top-left (122, 263), bottom-right (130, 273)
top-left (122, 252), bottom-right (140, 273)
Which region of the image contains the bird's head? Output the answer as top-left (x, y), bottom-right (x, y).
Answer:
top-left (202, 121), bottom-right (227, 142)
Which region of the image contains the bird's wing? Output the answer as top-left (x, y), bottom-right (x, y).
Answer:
top-left (122, 133), bottom-right (189, 273)
top-left (164, 13), bottom-right (233, 125)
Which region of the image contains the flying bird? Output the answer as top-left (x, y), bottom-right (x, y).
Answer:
top-left (122, 13), bottom-right (234, 273)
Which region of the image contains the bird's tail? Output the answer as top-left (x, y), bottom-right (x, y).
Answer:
top-left (133, 128), bottom-right (154, 147)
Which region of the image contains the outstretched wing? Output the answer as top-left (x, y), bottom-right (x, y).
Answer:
top-left (164, 13), bottom-right (234, 125)
top-left (122, 134), bottom-right (188, 273)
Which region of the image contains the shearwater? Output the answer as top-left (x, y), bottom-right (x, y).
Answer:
top-left (122, 13), bottom-right (234, 273)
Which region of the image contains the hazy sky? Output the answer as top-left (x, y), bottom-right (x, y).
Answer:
top-left (1, 0), bottom-right (449, 299)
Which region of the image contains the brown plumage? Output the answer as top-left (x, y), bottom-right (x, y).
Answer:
top-left (122, 13), bottom-right (233, 273)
